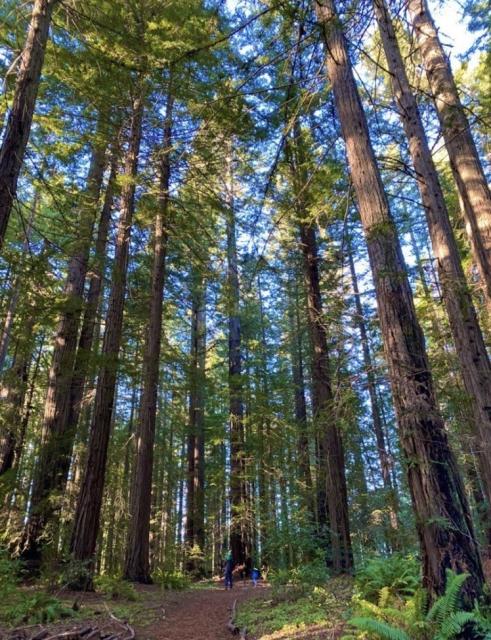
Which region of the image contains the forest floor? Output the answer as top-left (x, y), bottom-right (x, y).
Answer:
top-left (0, 578), bottom-right (350, 640)
top-left (137, 581), bottom-right (267, 640)
top-left (56, 577), bottom-right (348, 640)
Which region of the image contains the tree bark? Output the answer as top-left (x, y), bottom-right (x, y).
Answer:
top-left (315, 0), bottom-right (483, 603)
top-left (69, 88), bottom-right (144, 587)
top-left (124, 88), bottom-right (173, 583)
top-left (406, 0), bottom-right (491, 301)
top-left (225, 144), bottom-right (247, 568)
top-left (0, 0), bottom-right (58, 248)
top-left (375, 0), bottom-right (491, 542)
top-left (18, 135), bottom-right (106, 569)
top-left (185, 271), bottom-right (206, 571)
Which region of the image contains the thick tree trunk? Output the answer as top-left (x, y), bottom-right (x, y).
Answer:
top-left (124, 90), bottom-right (173, 583)
top-left (69, 89), bottom-right (144, 587)
top-left (225, 145), bottom-right (247, 568)
top-left (0, 0), bottom-right (58, 248)
top-left (315, 0), bottom-right (483, 603)
top-left (18, 137), bottom-right (106, 569)
top-left (406, 0), bottom-right (491, 301)
top-left (185, 271), bottom-right (206, 571)
top-left (375, 0), bottom-right (491, 540)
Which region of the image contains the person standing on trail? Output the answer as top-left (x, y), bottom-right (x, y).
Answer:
top-left (224, 550), bottom-right (233, 590)
top-left (251, 566), bottom-right (260, 587)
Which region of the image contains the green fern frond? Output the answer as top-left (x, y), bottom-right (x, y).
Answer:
top-left (427, 571), bottom-right (469, 625)
top-left (349, 617), bottom-right (410, 640)
top-left (435, 610), bottom-right (479, 639)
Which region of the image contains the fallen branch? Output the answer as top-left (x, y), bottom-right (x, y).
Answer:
top-left (4, 619), bottom-right (135, 640)
top-left (226, 599), bottom-right (247, 638)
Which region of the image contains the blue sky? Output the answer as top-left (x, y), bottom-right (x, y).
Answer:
top-left (431, 0), bottom-right (478, 64)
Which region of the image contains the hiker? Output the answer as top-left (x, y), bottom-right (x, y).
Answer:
top-left (224, 550), bottom-right (234, 590)
top-left (251, 566), bottom-right (260, 587)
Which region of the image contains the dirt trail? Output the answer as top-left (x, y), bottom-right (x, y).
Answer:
top-left (139, 582), bottom-right (267, 640)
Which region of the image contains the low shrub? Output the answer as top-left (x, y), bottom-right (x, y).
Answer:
top-left (94, 575), bottom-right (139, 601)
top-left (153, 569), bottom-right (190, 590)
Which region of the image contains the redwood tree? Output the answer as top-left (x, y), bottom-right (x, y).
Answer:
top-left (70, 87), bottom-right (145, 587)
top-left (374, 0), bottom-right (491, 546)
top-left (124, 88), bottom-right (173, 583)
top-left (407, 0), bottom-right (491, 301)
top-left (314, 0), bottom-right (484, 602)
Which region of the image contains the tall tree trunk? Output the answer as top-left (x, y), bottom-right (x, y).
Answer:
top-left (69, 88), bottom-right (144, 588)
top-left (375, 0), bottom-right (491, 545)
top-left (124, 89), bottom-right (173, 583)
top-left (0, 0), bottom-right (58, 248)
top-left (288, 271), bottom-right (314, 520)
top-left (65, 149), bottom-right (118, 456)
top-left (315, 0), bottom-right (483, 603)
top-left (286, 117), bottom-right (352, 573)
top-left (225, 144), bottom-right (247, 568)
top-left (406, 0), bottom-right (491, 301)
top-left (347, 234), bottom-right (399, 544)
top-left (18, 136), bottom-right (106, 569)
top-left (256, 272), bottom-right (274, 563)
top-left (185, 271), bottom-right (206, 571)
top-left (298, 221), bottom-right (352, 572)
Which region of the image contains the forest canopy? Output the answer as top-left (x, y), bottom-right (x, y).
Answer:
top-left (0, 0), bottom-right (491, 637)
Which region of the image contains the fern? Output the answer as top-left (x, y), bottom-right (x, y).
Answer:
top-left (427, 571), bottom-right (469, 626)
top-left (346, 569), bottom-right (488, 640)
top-left (436, 611), bottom-right (480, 639)
top-left (349, 617), bottom-right (410, 640)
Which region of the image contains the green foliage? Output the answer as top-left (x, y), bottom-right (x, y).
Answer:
top-left (344, 570), bottom-right (490, 640)
top-left (0, 552), bottom-right (73, 626)
top-left (94, 575), bottom-right (139, 601)
top-left (354, 554), bottom-right (420, 603)
top-left (11, 593), bottom-right (74, 625)
top-left (152, 570), bottom-right (190, 590)
top-left (268, 555), bottom-right (329, 601)
top-left (236, 575), bottom-right (353, 639)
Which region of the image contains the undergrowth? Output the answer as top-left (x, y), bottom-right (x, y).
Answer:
top-left (342, 556), bottom-right (491, 640)
top-left (0, 553), bottom-right (74, 626)
top-left (236, 560), bottom-right (353, 639)
top-left (94, 575), bottom-right (140, 601)
top-left (153, 569), bottom-right (190, 590)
